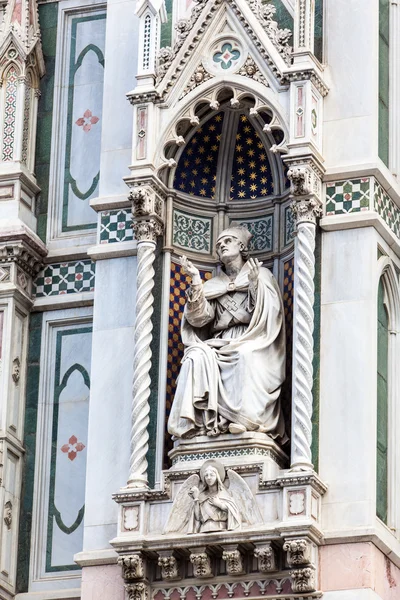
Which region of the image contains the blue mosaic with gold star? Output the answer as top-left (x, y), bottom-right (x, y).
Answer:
top-left (230, 114), bottom-right (274, 200)
top-left (173, 113), bottom-right (224, 199)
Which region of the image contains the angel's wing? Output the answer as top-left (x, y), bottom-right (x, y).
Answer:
top-left (163, 474), bottom-right (200, 534)
top-left (227, 470), bottom-right (263, 526)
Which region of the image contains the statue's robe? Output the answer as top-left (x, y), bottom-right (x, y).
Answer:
top-left (168, 262), bottom-right (287, 440)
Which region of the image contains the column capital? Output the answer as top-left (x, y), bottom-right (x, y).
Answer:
top-left (129, 183), bottom-right (165, 243)
top-left (287, 164), bottom-right (323, 226)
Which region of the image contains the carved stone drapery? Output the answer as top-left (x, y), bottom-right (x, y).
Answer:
top-left (287, 166), bottom-right (322, 472)
top-left (127, 185), bottom-right (164, 488)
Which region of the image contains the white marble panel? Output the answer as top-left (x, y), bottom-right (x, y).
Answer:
top-left (98, 0), bottom-right (138, 196)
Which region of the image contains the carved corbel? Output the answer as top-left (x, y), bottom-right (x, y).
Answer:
top-left (289, 566), bottom-right (316, 593)
top-left (158, 552), bottom-right (180, 581)
top-left (118, 554), bottom-right (145, 580)
top-left (125, 582), bottom-right (149, 600)
top-left (189, 547), bottom-right (213, 578)
top-left (4, 501), bottom-right (12, 530)
top-left (283, 538), bottom-right (311, 566)
top-left (254, 543), bottom-right (277, 573)
top-left (222, 546), bottom-right (245, 576)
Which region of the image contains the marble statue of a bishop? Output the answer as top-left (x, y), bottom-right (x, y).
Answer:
top-left (168, 226), bottom-right (287, 441)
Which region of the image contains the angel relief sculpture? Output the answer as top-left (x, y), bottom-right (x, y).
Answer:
top-left (164, 460), bottom-right (262, 534)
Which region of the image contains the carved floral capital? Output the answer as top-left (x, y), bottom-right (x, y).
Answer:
top-left (254, 543), bottom-right (276, 573)
top-left (189, 551), bottom-right (213, 578)
top-left (125, 582), bottom-right (149, 600)
top-left (158, 555), bottom-right (180, 580)
top-left (291, 198), bottom-right (322, 226)
top-left (289, 566), bottom-right (316, 593)
top-left (283, 538), bottom-right (311, 566)
top-left (222, 548), bottom-right (244, 575)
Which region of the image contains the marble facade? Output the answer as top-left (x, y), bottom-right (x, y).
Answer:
top-left (0, 0), bottom-right (398, 599)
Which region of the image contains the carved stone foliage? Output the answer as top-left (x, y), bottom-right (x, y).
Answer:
top-left (0, 242), bottom-right (43, 277)
top-left (12, 357), bottom-right (20, 383)
top-left (287, 167), bottom-right (312, 197)
top-left (283, 539), bottom-right (311, 566)
top-left (158, 555), bottom-right (180, 580)
top-left (287, 167), bottom-right (322, 226)
top-left (179, 63), bottom-right (213, 99)
top-left (118, 554), bottom-right (145, 580)
top-left (238, 56), bottom-right (269, 86)
top-left (189, 551), bottom-right (213, 578)
top-left (291, 198), bottom-right (322, 226)
top-left (4, 501), bottom-right (12, 530)
top-left (289, 566), bottom-right (316, 593)
top-left (125, 582), bottom-right (149, 600)
top-left (222, 548), bottom-right (245, 575)
top-left (129, 185), bottom-right (165, 244)
top-left (248, 0), bottom-right (292, 65)
top-left (254, 544), bottom-right (277, 573)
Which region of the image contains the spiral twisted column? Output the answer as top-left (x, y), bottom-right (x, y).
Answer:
top-left (288, 167), bottom-right (322, 472)
top-left (127, 187), bottom-right (164, 488)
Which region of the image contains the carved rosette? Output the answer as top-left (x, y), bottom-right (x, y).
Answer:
top-left (125, 582), bottom-right (149, 600)
top-left (254, 544), bottom-right (276, 573)
top-left (158, 555), bottom-right (180, 580)
top-left (189, 551), bottom-right (213, 578)
top-left (118, 554), bottom-right (145, 580)
top-left (222, 549), bottom-right (245, 575)
top-left (289, 566), bottom-right (316, 593)
top-left (283, 539), bottom-right (311, 566)
top-left (128, 185), bottom-right (165, 488)
top-left (287, 166), bottom-right (322, 471)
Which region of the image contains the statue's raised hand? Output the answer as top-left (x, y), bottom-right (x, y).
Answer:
top-left (248, 258), bottom-right (263, 284)
top-left (181, 255), bottom-right (201, 285)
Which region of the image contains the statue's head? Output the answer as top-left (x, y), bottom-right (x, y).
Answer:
top-left (216, 226), bottom-right (252, 264)
top-left (200, 459), bottom-right (226, 487)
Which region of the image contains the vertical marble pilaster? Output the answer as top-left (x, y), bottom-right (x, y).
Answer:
top-left (288, 167), bottom-right (322, 472)
top-left (128, 187), bottom-right (164, 488)
top-left (294, 0), bottom-right (315, 54)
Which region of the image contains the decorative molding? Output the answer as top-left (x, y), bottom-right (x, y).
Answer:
top-left (289, 566), bottom-right (316, 593)
top-left (158, 555), bottom-right (180, 580)
top-left (118, 554), bottom-right (145, 580)
top-left (189, 550), bottom-right (213, 578)
top-left (283, 539), bottom-right (311, 566)
top-left (222, 548), bottom-right (245, 575)
top-left (0, 241), bottom-right (43, 277)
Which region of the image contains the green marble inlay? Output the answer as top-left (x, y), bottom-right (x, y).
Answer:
top-left (16, 313), bottom-right (44, 593)
top-left (314, 0), bottom-right (323, 63)
top-left (35, 2), bottom-right (59, 243)
top-left (376, 279), bottom-right (388, 524)
top-left (160, 0), bottom-right (173, 48)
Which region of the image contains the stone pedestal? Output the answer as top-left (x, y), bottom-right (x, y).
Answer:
top-left (169, 431), bottom-right (288, 479)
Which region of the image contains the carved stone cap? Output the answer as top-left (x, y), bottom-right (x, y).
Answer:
top-left (128, 182), bottom-right (165, 243)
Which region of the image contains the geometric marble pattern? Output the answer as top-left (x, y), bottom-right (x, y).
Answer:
top-left (100, 209), bottom-right (133, 243)
top-left (374, 180), bottom-right (400, 238)
top-left (326, 178), bottom-right (370, 215)
top-left (173, 209), bottom-right (212, 254)
top-left (230, 216), bottom-right (273, 252)
top-left (34, 261), bottom-right (96, 297)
